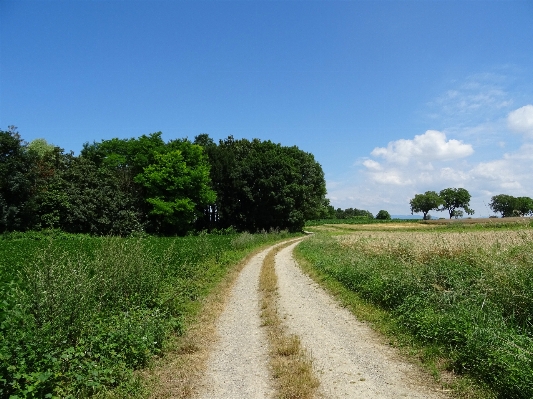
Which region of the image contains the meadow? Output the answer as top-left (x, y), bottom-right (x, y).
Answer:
top-left (0, 229), bottom-right (295, 398)
top-left (296, 222), bottom-right (533, 399)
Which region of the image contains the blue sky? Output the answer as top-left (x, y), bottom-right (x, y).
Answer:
top-left (2, 1), bottom-right (533, 216)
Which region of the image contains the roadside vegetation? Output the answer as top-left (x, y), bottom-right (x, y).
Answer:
top-left (0, 230), bottom-right (296, 398)
top-left (296, 223), bottom-right (533, 399)
top-left (259, 242), bottom-right (319, 399)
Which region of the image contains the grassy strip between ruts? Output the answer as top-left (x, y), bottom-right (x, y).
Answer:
top-left (259, 240), bottom-right (319, 399)
top-left (295, 229), bottom-right (533, 399)
top-left (0, 230), bottom-right (299, 398)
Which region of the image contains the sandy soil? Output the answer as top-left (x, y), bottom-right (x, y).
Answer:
top-left (196, 239), bottom-right (450, 398)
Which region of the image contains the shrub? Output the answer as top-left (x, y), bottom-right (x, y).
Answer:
top-left (375, 210), bottom-right (391, 220)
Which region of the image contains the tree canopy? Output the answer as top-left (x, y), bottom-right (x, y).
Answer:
top-left (1, 129), bottom-right (328, 235)
top-left (489, 194), bottom-right (533, 217)
top-left (410, 191), bottom-right (443, 220)
top-left (195, 135), bottom-right (327, 232)
top-left (439, 187), bottom-right (474, 219)
top-left (375, 210), bottom-right (391, 220)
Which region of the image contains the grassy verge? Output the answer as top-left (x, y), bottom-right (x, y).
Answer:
top-left (294, 227), bottom-right (533, 399)
top-left (0, 230), bottom-right (297, 398)
top-left (259, 241), bottom-right (319, 399)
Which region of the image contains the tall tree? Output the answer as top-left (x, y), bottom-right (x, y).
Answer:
top-left (439, 187), bottom-right (474, 219)
top-left (489, 194), bottom-right (533, 217)
top-left (134, 141), bottom-right (216, 234)
top-left (0, 127), bottom-right (38, 231)
top-left (410, 191), bottom-right (443, 220)
top-left (195, 135), bottom-right (327, 232)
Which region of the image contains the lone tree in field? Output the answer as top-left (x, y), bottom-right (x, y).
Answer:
top-left (439, 187), bottom-right (474, 219)
top-left (410, 191), bottom-right (442, 220)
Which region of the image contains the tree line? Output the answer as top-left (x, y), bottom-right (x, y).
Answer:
top-left (410, 187), bottom-right (533, 219)
top-left (0, 127), bottom-right (327, 235)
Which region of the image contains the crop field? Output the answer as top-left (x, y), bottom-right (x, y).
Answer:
top-left (0, 230), bottom-right (295, 398)
top-left (296, 224), bottom-right (533, 399)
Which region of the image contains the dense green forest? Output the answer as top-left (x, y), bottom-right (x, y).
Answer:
top-left (0, 127), bottom-right (327, 235)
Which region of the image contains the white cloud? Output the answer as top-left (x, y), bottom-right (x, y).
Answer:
top-left (371, 170), bottom-right (412, 186)
top-left (507, 104), bottom-right (533, 138)
top-left (362, 159), bottom-right (382, 171)
top-left (371, 130), bottom-right (473, 165)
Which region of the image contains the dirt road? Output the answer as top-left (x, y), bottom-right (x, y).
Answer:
top-left (196, 239), bottom-right (448, 398)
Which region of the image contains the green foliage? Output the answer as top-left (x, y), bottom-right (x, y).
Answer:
top-left (375, 210), bottom-right (391, 220)
top-left (439, 187), bottom-right (474, 219)
top-left (0, 230), bottom-right (296, 397)
top-left (134, 144), bottom-right (216, 234)
top-left (298, 231), bottom-right (533, 398)
top-left (410, 191), bottom-right (443, 220)
top-left (333, 207), bottom-right (373, 219)
top-left (489, 194), bottom-right (533, 217)
top-left (0, 126), bottom-right (38, 232)
top-left (27, 139), bottom-right (56, 158)
top-left (304, 217), bottom-right (411, 227)
top-left (196, 135), bottom-right (327, 232)
top-left (3, 129), bottom-right (326, 236)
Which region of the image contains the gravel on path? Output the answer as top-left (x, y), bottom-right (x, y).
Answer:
top-left (275, 241), bottom-right (450, 399)
top-left (196, 239), bottom-right (301, 399)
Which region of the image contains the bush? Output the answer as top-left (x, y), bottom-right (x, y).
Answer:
top-left (375, 210), bottom-right (391, 220)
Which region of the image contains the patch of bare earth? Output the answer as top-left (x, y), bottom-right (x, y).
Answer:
top-left (274, 241), bottom-right (451, 399)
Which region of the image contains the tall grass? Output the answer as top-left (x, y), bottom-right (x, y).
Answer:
top-left (296, 229), bottom-right (533, 399)
top-left (0, 230), bottom-right (295, 398)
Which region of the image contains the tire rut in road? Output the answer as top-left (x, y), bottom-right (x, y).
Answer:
top-left (274, 241), bottom-right (450, 399)
top-left (195, 239), bottom-right (302, 399)
top-left (195, 245), bottom-right (273, 399)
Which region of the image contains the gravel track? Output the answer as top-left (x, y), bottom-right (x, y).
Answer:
top-left (195, 245), bottom-right (275, 399)
top-left (275, 241), bottom-right (448, 399)
top-left (197, 239), bottom-right (449, 398)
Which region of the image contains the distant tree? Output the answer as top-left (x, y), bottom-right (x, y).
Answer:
top-left (410, 191), bottom-right (443, 220)
top-left (376, 210), bottom-right (391, 220)
top-left (439, 188), bottom-right (474, 219)
top-left (514, 197), bottom-right (533, 216)
top-left (334, 207), bottom-right (373, 219)
top-left (489, 194), bottom-right (533, 217)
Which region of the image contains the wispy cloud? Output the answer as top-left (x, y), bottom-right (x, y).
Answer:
top-left (428, 72), bottom-right (514, 129)
top-left (508, 104), bottom-right (533, 139)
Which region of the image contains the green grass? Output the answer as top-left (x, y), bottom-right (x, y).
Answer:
top-left (0, 230), bottom-right (297, 398)
top-left (295, 228), bottom-right (533, 399)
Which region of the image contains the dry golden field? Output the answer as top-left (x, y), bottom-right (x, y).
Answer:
top-left (334, 228), bottom-right (533, 261)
